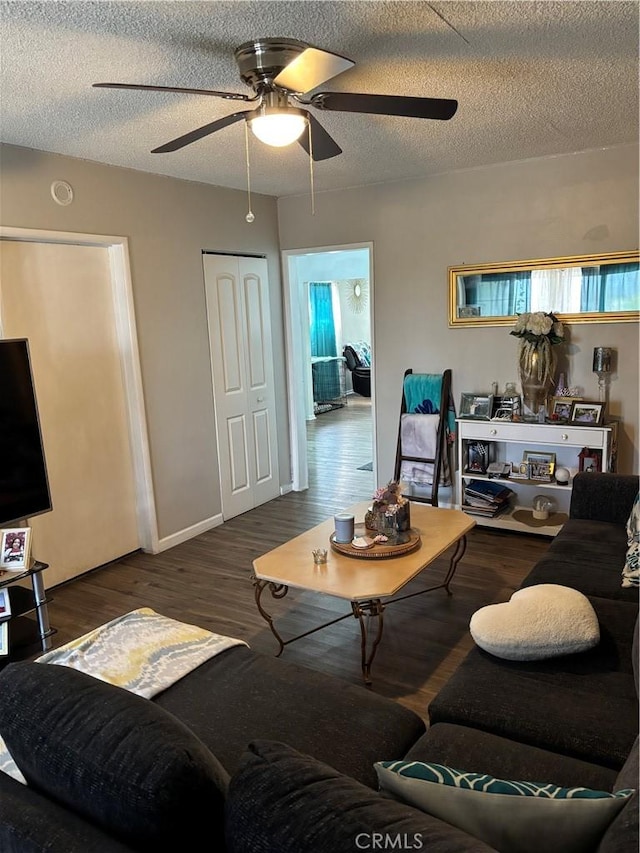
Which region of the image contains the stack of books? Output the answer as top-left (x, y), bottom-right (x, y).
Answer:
top-left (463, 479), bottom-right (514, 517)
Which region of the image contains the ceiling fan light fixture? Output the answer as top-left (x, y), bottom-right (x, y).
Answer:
top-left (249, 107), bottom-right (307, 147)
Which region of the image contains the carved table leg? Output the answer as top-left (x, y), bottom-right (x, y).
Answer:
top-left (351, 598), bottom-right (385, 686)
top-left (252, 575), bottom-right (289, 656)
top-left (442, 534), bottom-right (467, 594)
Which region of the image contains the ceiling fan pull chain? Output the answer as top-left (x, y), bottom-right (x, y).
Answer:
top-left (308, 121), bottom-right (315, 215)
top-left (244, 122), bottom-right (255, 223)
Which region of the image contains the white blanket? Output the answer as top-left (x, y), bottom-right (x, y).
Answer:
top-left (400, 413), bottom-right (440, 484)
top-left (0, 608), bottom-right (248, 784)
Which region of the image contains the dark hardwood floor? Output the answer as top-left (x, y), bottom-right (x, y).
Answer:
top-left (48, 396), bottom-right (551, 721)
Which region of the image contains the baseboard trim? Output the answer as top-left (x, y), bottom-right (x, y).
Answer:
top-left (149, 513), bottom-right (224, 553)
top-left (280, 482), bottom-right (293, 495)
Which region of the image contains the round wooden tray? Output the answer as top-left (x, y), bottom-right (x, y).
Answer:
top-left (330, 523), bottom-right (421, 560)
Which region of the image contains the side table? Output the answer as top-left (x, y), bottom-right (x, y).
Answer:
top-left (0, 560), bottom-right (55, 666)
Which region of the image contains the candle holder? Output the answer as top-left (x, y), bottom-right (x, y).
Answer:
top-left (312, 548), bottom-right (327, 565)
top-left (592, 347), bottom-right (613, 403)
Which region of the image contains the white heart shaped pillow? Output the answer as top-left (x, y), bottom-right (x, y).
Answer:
top-left (470, 584), bottom-right (600, 660)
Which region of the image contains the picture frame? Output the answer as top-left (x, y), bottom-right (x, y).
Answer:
top-left (0, 622), bottom-right (7, 656)
top-left (458, 305), bottom-right (481, 318)
top-left (0, 528), bottom-right (32, 571)
top-left (579, 447), bottom-right (603, 473)
top-left (523, 451), bottom-right (556, 481)
top-left (0, 588), bottom-right (11, 619)
top-left (550, 396), bottom-right (582, 422)
top-left (464, 440), bottom-right (494, 474)
top-left (569, 400), bottom-right (605, 425)
top-left (459, 393), bottom-right (493, 420)
top-left (491, 395), bottom-right (521, 421)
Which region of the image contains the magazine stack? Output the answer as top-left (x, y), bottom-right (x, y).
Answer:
top-left (463, 479), bottom-right (514, 518)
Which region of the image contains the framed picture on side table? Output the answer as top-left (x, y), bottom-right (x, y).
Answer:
top-left (0, 528), bottom-right (31, 571)
top-left (569, 400), bottom-right (605, 425)
top-left (550, 397), bottom-right (582, 422)
top-left (523, 451), bottom-right (556, 481)
top-left (459, 393), bottom-right (493, 420)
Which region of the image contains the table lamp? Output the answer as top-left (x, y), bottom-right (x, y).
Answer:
top-left (592, 347), bottom-right (613, 402)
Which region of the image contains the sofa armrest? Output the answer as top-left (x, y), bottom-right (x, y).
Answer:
top-left (570, 473), bottom-right (639, 525)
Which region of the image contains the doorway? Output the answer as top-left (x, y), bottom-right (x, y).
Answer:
top-left (283, 243), bottom-right (375, 492)
top-left (0, 229), bottom-right (156, 585)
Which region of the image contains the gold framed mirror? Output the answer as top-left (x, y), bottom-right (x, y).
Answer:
top-left (449, 250), bottom-right (639, 327)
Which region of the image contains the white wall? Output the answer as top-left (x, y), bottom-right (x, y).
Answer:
top-left (278, 144), bottom-right (640, 477)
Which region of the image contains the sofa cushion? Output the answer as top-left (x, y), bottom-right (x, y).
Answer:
top-left (225, 740), bottom-right (496, 853)
top-left (0, 662), bottom-right (229, 852)
top-left (520, 519), bottom-right (638, 601)
top-left (429, 598), bottom-right (639, 769)
top-left (0, 770), bottom-right (135, 853)
top-left (375, 759), bottom-right (634, 853)
top-left (469, 584), bottom-right (599, 660)
top-left (407, 724), bottom-right (618, 793)
top-left (623, 492), bottom-right (640, 587)
top-left (154, 644), bottom-right (425, 789)
top-left (598, 735), bottom-right (639, 853)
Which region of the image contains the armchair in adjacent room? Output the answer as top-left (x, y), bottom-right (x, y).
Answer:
top-left (343, 342), bottom-right (371, 397)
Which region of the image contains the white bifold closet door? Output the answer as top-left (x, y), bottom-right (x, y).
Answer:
top-left (0, 240), bottom-right (139, 586)
top-left (203, 253), bottom-right (279, 520)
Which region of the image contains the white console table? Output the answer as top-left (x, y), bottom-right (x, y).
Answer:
top-left (456, 419), bottom-right (617, 536)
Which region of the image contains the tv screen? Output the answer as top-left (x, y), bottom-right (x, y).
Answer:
top-left (0, 339), bottom-right (52, 527)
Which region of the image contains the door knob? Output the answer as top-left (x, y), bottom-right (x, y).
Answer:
top-left (257, 397), bottom-right (265, 403)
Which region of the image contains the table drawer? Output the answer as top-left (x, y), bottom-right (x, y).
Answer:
top-left (458, 420), bottom-right (608, 447)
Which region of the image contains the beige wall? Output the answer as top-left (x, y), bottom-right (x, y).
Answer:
top-left (0, 143), bottom-right (288, 541)
top-left (278, 144), bottom-right (639, 477)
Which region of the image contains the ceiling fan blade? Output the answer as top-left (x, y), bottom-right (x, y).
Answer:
top-left (273, 47), bottom-right (354, 93)
top-left (298, 113), bottom-right (342, 161)
top-left (93, 82), bottom-right (252, 102)
top-left (151, 110), bottom-right (256, 153)
top-left (310, 91), bottom-right (458, 121)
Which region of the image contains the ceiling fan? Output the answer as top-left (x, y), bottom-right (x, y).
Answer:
top-left (93, 37), bottom-right (458, 161)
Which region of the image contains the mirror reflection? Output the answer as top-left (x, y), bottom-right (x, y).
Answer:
top-left (449, 251), bottom-right (639, 327)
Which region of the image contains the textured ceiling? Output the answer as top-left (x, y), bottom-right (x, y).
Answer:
top-left (0, 1), bottom-right (638, 198)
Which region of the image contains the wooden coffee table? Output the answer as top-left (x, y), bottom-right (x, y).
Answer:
top-left (252, 501), bottom-right (475, 684)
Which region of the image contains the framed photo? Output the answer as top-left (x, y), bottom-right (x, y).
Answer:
top-left (491, 395), bottom-right (521, 421)
top-left (464, 440), bottom-right (493, 474)
top-left (569, 400), bottom-right (605, 425)
top-left (459, 393), bottom-right (493, 420)
top-left (0, 622), bottom-right (7, 656)
top-left (579, 447), bottom-right (603, 473)
top-left (523, 451), bottom-right (556, 481)
top-left (550, 396), bottom-right (582, 422)
top-left (0, 588), bottom-right (11, 619)
top-left (458, 305), bottom-right (481, 318)
top-left (0, 528), bottom-right (32, 571)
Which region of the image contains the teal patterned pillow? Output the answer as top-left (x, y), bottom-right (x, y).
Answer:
top-left (375, 760), bottom-right (634, 853)
top-left (623, 492), bottom-right (640, 587)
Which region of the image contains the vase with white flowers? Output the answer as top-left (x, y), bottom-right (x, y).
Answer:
top-left (510, 311), bottom-right (564, 417)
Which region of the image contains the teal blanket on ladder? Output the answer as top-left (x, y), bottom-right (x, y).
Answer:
top-left (403, 373), bottom-right (457, 438)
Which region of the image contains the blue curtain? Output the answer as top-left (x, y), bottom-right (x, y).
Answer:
top-left (463, 272), bottom-right (531, 316)
top-left (581, 267), bottom-right (602, 311)
top-left (601, 263), bottom-right (639, 311)
top-left (581, 264), bottom-right (639, 312)
top-left (309, 282), bottom-right (340, 403)
top-left (309, 282), bottom-right (337, 356)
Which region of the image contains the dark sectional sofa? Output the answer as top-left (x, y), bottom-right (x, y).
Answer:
top-left (0, 473), bottom-right (637, 852)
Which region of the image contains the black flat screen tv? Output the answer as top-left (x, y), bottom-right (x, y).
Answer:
top-left (0, 339), bottom-right (52, 527)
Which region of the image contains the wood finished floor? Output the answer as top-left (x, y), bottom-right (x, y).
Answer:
top-left (48, 396), bottom-right (551, 721)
